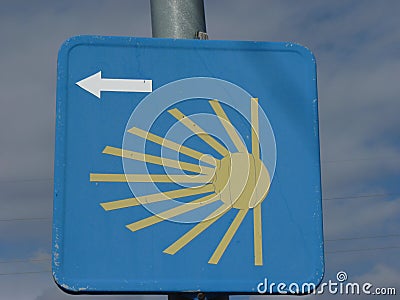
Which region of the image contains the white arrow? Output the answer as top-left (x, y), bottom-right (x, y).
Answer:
top-left (76, 71), bottom-right (152, 98)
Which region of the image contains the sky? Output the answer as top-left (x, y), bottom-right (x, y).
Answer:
top-left (0, 0), bottom-right (399, 299)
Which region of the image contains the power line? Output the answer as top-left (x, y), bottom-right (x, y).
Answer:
top-left (326, 246), bottom-right (400, 254)
top-left (326, 233), bottom-right (400, 242)
top-left (0, 244), bottom-right (398, 276)
top-left (0, 178), bottom-right (52, 184)
top-left (321, 156), bottom-right (400, 163)
top-left (0, 177), bottom-right (399, 201)
top-left (0, 217), bottom-right (51, 222)
top-left (2, 236), bottom-right (398, 265)
top-left (0, 258), bottom-right (50, 264)
top-left (0, 247), bottom-right (399, 275)
top-left (323, 193), bottom-right (398, 201)
top-left (0, 270), bottom-right (51, 276)
top-left (0, 192), bottom-right (397, 224)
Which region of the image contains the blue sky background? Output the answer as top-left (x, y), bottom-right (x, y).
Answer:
top-left (0, 0), bottom-right (399, 299)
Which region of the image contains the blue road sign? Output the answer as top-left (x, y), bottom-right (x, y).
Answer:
top-left (53, 36), bottom-right (323, 294)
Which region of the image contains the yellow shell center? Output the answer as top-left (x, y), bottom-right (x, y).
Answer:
top-left (211, 152), bottom-right (270, 209)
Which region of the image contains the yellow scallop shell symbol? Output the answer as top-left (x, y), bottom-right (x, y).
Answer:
top-left (90, 98), bottom-right (270, 266)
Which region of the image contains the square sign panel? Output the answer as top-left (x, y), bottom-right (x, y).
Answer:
top-left (53, 36), bottom-right (323, 294)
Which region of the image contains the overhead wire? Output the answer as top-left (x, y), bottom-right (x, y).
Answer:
top-left (323, 193), bottom-right (398, 201)
top-left (0, 258), bottom-right (50, 264)
top-left (0, 217), bottom-right (51, 222)
top-left (325, 233), bottom-right (400, 242)
top-left (0, 177), bottom-right (398, 272)
top-left (0, 270), bottom-right (51, 276)
top-left (326, 246), bottom-right (400, 254)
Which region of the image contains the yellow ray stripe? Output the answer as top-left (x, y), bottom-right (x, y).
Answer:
top-left (208, 209), bottom-right (249, 264)
top-left (100, 184), bottom-right (215, 211)
top-left (168, 108), bottom-right (230, 157)
top-left (253, 204), bottom-right (263, 266)
top-left (126, 193), bottom-right (219, 232)
top-left (128, 127), bottom-right (217, 166)
top-left (251, 97), bottom-right (260, 159)
top-left (90, 173), bottom-right (212, 183)
top-left (102, 146), bottom-right (214, 175)
top-left (164, 204), bottom-right (230, 255)
top-left (209, 100), bottom-right (247, 153)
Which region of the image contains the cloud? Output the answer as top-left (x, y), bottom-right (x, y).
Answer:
top-left (319, 59), bottom-right (400, 196)
top-left (323, 196), bottom-right (400, 238)
top-left (0, 272), bottom-right (50, 300)
top-left (355, 264), bottom-right (400, 287)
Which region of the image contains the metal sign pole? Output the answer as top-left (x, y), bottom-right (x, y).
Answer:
top-left (150, 0), bottom-right (208, 39)
top-left (150, 1), bottom-right (226, 299)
